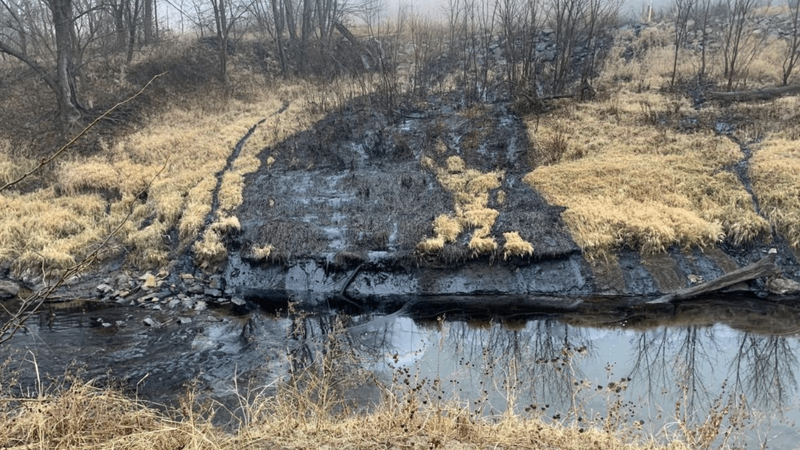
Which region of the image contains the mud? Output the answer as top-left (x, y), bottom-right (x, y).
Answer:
top-left (222, 93), bottom-right (799, 305)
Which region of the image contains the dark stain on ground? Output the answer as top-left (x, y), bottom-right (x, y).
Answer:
top-left (235, 92), bottom-right (577, 268)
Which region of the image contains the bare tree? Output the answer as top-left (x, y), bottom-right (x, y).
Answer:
top-left (547, 0), bottom-right (585, 94)
top-left (124, 0), bottom-right (141, 63)
top-left (693, 0), bottom-right (712, 83)
top-left (582, 0), bottom-right (619, 85)
top-left (718, 0), bottom-right (760, 91)
top-left (0, 0), bottom-right (84, 132)
top-left (670, 0), bottom-right (693, 88)
top-left (783, 0), bottom-right (800, 85)
top-left (209, 0), bottom-right (249, 83)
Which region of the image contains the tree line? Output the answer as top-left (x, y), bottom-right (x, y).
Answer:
top-left (3, 0), bottom-right (799, 133)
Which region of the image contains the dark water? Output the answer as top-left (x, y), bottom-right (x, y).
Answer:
top-left (2, 297), bottom-right (800, 448)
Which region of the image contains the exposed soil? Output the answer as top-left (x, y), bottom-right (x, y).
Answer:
top-left (222, 91), bottom-right (799, 305)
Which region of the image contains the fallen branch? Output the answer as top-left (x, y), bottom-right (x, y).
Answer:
top-left (707, 84), bottom-right (800, 102)
top-left (647, 255), bottom-right (780, 304)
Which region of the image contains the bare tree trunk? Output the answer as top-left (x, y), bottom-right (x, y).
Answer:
top-left (49, 0), bottom-right (82, 131)
top-left (143, 0), bottom-right (153, 44)
top-left (783, 0), bottom-right (800, 85)
top-left (670, 0), bottom-right (692, 89)
top-left (285, 0), bottom-right (297, 41)
top-left (271, 0), bottom-right (288, 78)
top-left (299, 0), bottom-right (312, 74)
top-left (720, 0), bottom-right (758, 91)
top-left (110, 0), bottom-right (126, 51)
top-left (211, 0), bottom-right (229, 83)
top-left (549, 0), bottom-right (585, 95)
top-left (125, 0), bottom-right (141, 63)
top-left (695, 0), bottom-right (710, 83)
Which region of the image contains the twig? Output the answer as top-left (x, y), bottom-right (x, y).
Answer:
top-left (0, 72), bottom-right (166, 193)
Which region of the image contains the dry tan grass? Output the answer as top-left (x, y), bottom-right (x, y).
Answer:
top-left (416, 156), bottom-right (504, 256)
top-left (524, 92), bottom-right (771, 259)
top-left (0, 141), bottom-right (36, 185)
top-left (750, 138), bottom-right (800, 248)
top-left (0, 353), bottom-right (723, 450)
top-left (503, 231), bottom-right (534, 259)
top-left (0, 82), bottom-right (321, 275)
top-left (0, 377), bottom-right (227, 450)
top-left (600, 23), bottom-right (786, 90)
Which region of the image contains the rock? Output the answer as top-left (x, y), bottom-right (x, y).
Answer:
top-left (152, 304), bottom-right (162, 310)
top-left (115, 273), bottom-right (130, 287)
top-left (142, 274), bottom-right (157, 289)
top-left (187, 284), bottom-right (204, 294)
top-left (208, 275), bottom-right (224, 290)
top-left (181, 298), bottom-right (195, 309)
top-left (139, 292), bottom-right (162, 302)
top-left (96, 283), bottom-right (114, 294)
top-left (177, 317), bottom-right (192, 325)
top-left (157, 269), bottom-right (169, 279)
top-left (180, 273), bottom-right (195, 280)
top-left (231, 296), bottom-right (246, 306)
top-left (143, 317), bottom-right (159, 327)
top-left (194, 300), bottom-right (207, 311)
top-left (0, 280), bottom-right (21, 298)
top-left (767, 277), bottom-right (800, 295)
top-left (204, 288), bottom-right (223, 297)
top-left (687, 274), bottom-right (705, 285)
top-left (168, 298), bottom-right (181, 308)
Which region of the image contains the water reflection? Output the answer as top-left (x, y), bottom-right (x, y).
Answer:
top-left (3, 297), bottom-right (800, 448)
top-left (287, 309), bottom-right (800, 448)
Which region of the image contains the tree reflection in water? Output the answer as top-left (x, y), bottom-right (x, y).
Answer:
top-left (282, 307), bottom-right (800, 446)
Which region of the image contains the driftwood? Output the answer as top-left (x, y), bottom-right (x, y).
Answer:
top-left (648, 255), bottom-right (779, 304)
top-left (707, 85), bottom-right (800, 102)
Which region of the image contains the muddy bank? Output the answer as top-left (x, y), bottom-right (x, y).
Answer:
top-left (213, 93), bottom-right (800, 306)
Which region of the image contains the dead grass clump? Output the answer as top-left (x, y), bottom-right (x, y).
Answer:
top-left (468, 235), bottom-right (498, 256)
top-left (0, 190), bottom-right (110, 274)
top-left (0, 378), bottom-right (224, 450)
top-left (433, 215), bottom-right (462, 243)
top-left (524, 94), bottom-right (770, 258)
top-left (250, 244), bottom-right (274, 261)
top-left (417, 156), bottom-right (504, 257)
top-left (750, 138), bottom-right (800, 248)
top-left (417, 236), bottom-right (446, 253)
top-left (0, 143), bottom-right (36, 185)
top-left (502, 231), bottom-right (534, 259)
top-left (445, 155), bottom-right (465, 173)
top-left (194, 216), bottom-right (242, 268)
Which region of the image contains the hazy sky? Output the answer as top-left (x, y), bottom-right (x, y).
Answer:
top-left (382, 0), bottom-right (671, 22)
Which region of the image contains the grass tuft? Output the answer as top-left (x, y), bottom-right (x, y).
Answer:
top-left (502, 231), bottom-right (534, 259)
top-left (750, 138), bottom-right (800, 248)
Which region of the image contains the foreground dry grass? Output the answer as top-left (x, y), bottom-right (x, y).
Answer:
top-left (0, 374), bottom-right (707, 450)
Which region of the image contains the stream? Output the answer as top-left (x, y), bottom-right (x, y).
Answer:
top-left (2, 296), bottom-right (800, 449)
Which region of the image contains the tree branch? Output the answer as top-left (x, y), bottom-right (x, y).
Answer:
top-left (0, 72), bottom-right (166, 194)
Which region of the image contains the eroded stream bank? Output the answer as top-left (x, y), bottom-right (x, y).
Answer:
top-left (2, 295), bottom-right (800, 448)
